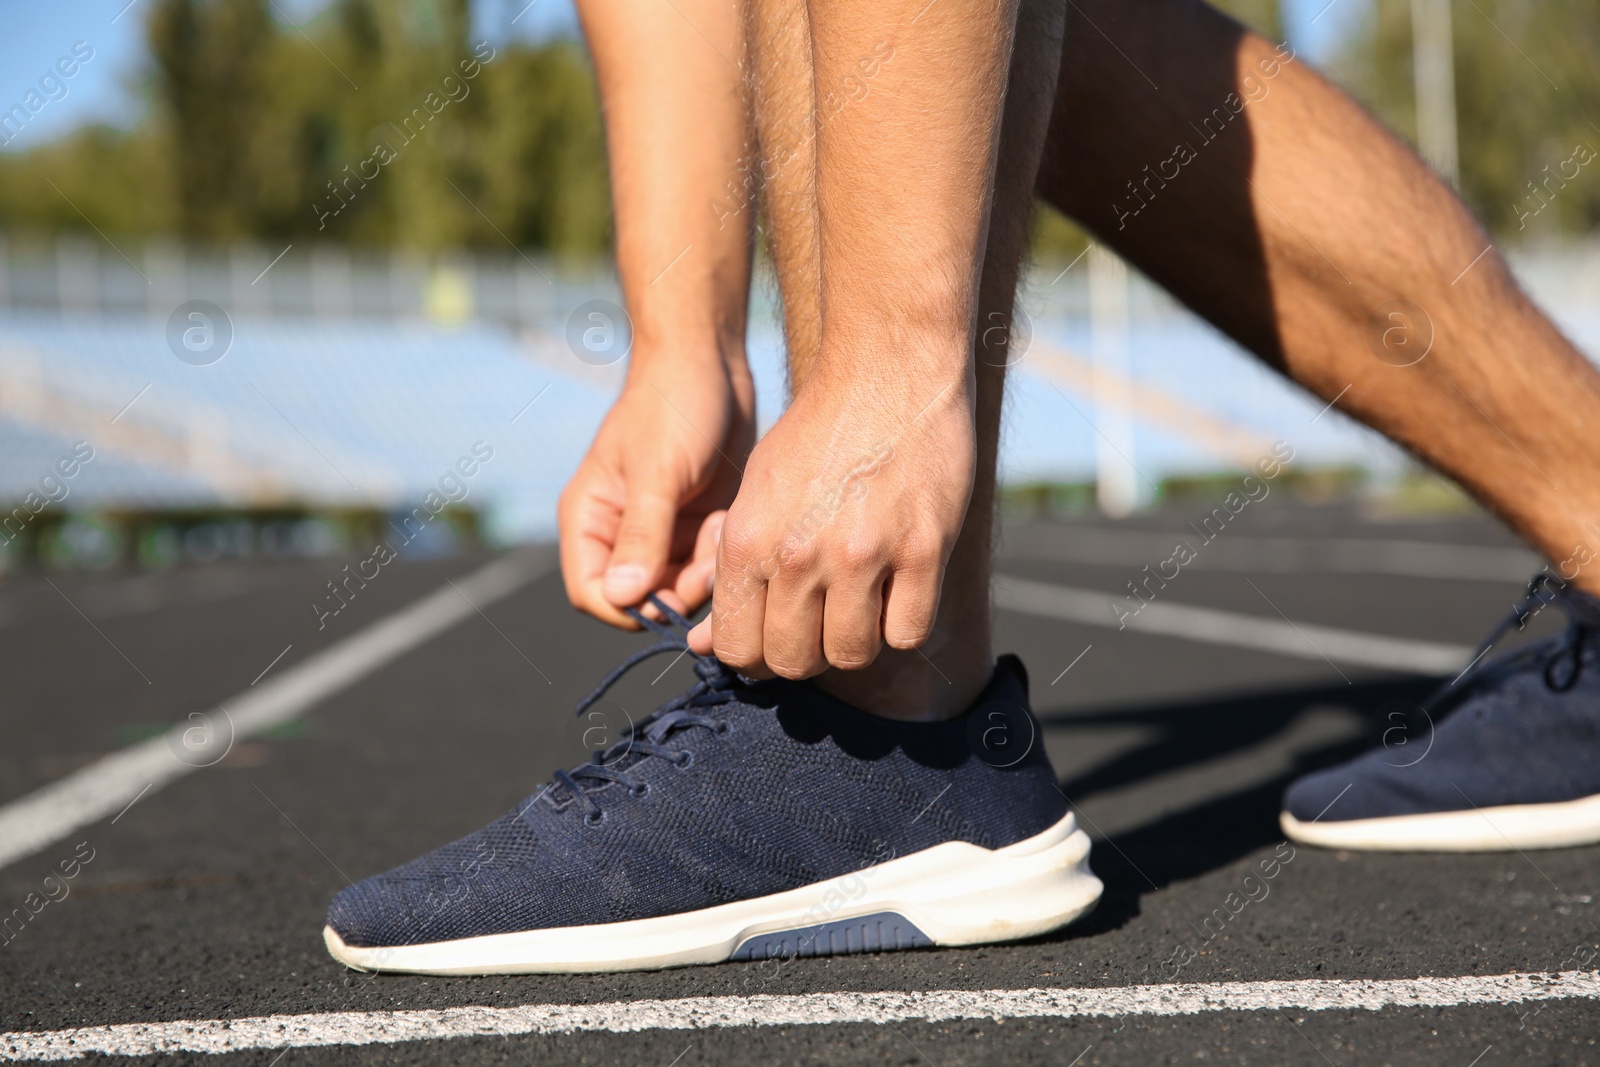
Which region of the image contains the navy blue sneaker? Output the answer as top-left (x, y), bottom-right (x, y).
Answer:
top-left (324, 597), bottom-right (1100, 974)
top-left (1283, 575), bottom-right (1600, 851)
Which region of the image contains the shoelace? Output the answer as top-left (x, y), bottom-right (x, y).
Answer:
top-left (1425, 573), bottom-right (1591, 714)
top-left (550, 594), bottom-right (740, 824)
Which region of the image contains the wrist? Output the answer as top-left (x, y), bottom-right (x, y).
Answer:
top-left (811, 325), bottom-right (974, 395)
top-left (625, 328), bottom-right (748, 383)
top-left (623, 261), bottom-right (752, 379)
top-left (816, 280), bottom-right (975, 379)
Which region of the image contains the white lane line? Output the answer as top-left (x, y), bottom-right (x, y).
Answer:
top-left (994, 574), bottom-right (1472, 674)
top-left (4, 971), bottom-right (1596, 1060)
top-left (107, 783), bottom-right (153, 825)
top-left (0, 549), bottom-right (554, 874)
top-left (108, 783), bottom-right (152, 825)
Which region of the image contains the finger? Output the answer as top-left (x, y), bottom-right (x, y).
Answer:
top-left (557, 480), bottom-right (639, 629)
top-left (694, 509), bottom-right (727, 562)
top-left (703, 555), bottom-right (772, 675)
top-left (881, 563), bottom-right (942, 650)
top-left (822, 576), bottom-right (887, 670)
top-left (603, 486), bottom-right (679, 607)
top-left (699, 591), bottom-right (774, 676)
top-left (645, 581), bottom-right (688, 620)
top-left (762, 569), bottom-right (827, 679)
top-left (688, 615), bottom-right (714, 655)
top-left (673, 510), bottom-right (726, 614)
top-left (673, 562), bottom-right (716, 615)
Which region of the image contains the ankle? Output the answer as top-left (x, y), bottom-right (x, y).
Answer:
top-left (812, 631), bottom-right (993, 722)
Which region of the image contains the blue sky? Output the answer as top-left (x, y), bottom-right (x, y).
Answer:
top-left (0, 0), bottom-right (1362, 155)
top-left (0, 0), bottom-right (582, 153)
top-left (1283, 0), bottom-right (1368, 65)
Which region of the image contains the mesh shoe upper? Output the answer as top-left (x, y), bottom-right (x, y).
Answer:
top-left (1284, 576), bottom-right (1600, 824)
top-left (327, 610), bottom-right (1065, 949)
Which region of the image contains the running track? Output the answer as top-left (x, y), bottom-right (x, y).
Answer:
top-left (2, 501), bottom-right (1597, 1065)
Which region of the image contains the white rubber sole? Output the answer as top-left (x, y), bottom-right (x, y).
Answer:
top-left (1281, 791), bottom-right (1600, 851)
top-left (324, 811), bottom-right (1102, 975)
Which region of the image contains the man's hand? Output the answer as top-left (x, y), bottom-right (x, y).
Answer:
top-left (559, 356), bottom-right (754, 627)
top-left (566, 0), bottom-right (752, 627)
top-left (678, 0), bottom-right (1016, 685)
top-left (687, 360), bottom-right (975, 676)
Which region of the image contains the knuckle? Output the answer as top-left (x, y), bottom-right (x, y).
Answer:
top-left (613, 533), bottom-right (655, 559)
top-left (714, 640), bottom-right (761, 670)
top-left (826, 647), bottom-right (877, 671)
top-left (616, 512), bottom-right (664, 546)
top-left (775, 533), bottom-right (819, 573)
top-left (768, 661), bottom-right (810, 681)
top-left (884, 602), bottom-right (935, 649)
top-left (717, 517), bottom-right (765, 567)
top-left (713, 565), bottom-right (764, 606)
top-left (884, 626), bottom-right (931, 650)
top-left (823, 610), bottom-right (884, 670)
top-left (895, 531), bottom-right (943, 569)
top-left (836, 536), bottom-right (881, 576)
top-left (766, 652), bottom-right (820, 680)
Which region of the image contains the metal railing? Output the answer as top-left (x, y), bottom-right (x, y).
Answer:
top-left (0, 235), bottom-right (616, 327)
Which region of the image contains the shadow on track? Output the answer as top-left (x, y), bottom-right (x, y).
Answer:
top-left (1035, 675), bottom-right (1445, 939)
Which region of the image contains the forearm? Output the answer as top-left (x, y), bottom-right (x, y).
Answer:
top-left (807, 0), bottom-right (1019, 386)
top-left (576, 0), bottom-right (754, 377)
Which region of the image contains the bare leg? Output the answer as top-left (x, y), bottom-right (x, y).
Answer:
top-left (745, 0), bottom-right (1066, 717)
top-left (1037, 0), bottom-right (1600, 590)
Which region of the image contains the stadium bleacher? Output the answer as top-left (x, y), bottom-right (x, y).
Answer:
top-left (3, 239), bottom-right (1597, 567)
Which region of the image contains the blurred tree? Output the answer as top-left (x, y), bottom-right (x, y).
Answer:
top-left (0, 0), bottom-right (612, 255)
top-left (1211, 0), bottom-right (1283, 39)
top-left (1334, 0), bottom-right (1600, 239)
top-left (148, 0), bottom-right (274, 240)
top-left (0, 125), bottom-right (172, 238)
top-left (475, 44), bottom-right (610, 256)
top-left (25, 0), bottom-right (1593, 256)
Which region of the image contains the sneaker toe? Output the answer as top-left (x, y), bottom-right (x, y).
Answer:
top-left (326, 862), bottom-right (549, 948)
top-left (327, 809), bottom-right (548, 947)
top-left (1282, 752), bottom-right (1440, 825)
top-left (326, 875), bottom-right (413, 948)
top-left (1282, 764), bottom-right (1362, 824)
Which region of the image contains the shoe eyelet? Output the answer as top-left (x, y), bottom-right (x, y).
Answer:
top-left (714, 720), bottom-right (732, 737)
top-left (673, 750), bottom-right (694, 769)
top-left (629, 783), bottom-right (650, 799)
top-left (583, 810), bottom-right (606, 827)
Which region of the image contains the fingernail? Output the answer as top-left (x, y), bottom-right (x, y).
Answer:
top-left (603, 564), bottom-right (647, 598)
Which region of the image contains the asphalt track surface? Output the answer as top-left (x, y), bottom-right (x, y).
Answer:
top-left (3, 499), bottom-right (1599, 1064)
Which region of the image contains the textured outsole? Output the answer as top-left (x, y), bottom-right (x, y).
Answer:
top-left (729, 911), bottom-right (933, 961)
top-left (1281, 791), bottom-right (1600, 851)
top-left (325, 809), bottom-right (1102, 975)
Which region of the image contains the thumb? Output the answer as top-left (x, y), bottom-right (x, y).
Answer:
top-left (602, 487), bottom-right (678, 607)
